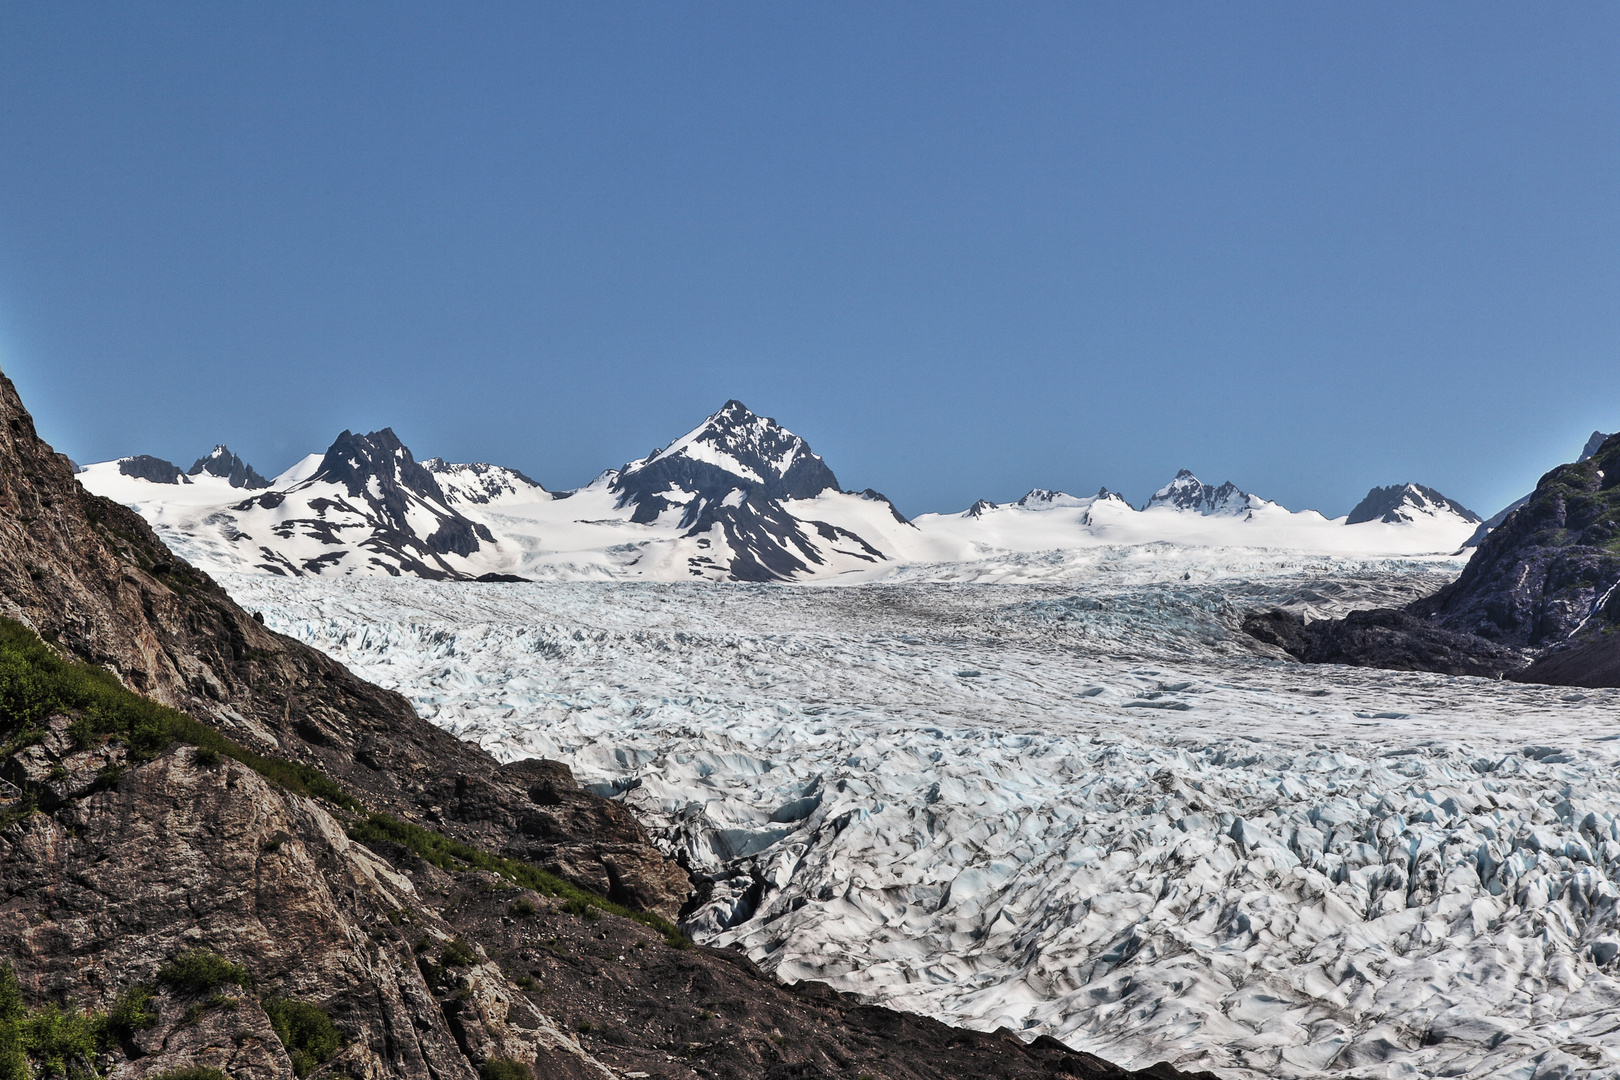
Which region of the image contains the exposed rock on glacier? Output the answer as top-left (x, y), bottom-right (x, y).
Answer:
top-left (188, 444), bottom-right (271, 488)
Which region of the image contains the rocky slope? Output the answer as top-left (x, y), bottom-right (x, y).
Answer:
top-left (0, 367), bottom-right (1198, 1080)
top-left (1246, 433), bottom-right (1620, 686)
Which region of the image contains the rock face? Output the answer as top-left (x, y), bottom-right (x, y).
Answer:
top-left (1417, 433), bottom-right (1620, 649)
top-left (1246, 434), bottom-right (1620, 687)
top-left (188, 445), bottom-right (271, 489)
top-left (116, 455), bottom-right (188, 484)
top-left (1463, 430), bottom-right (1611, 548)
top-left (1345, 483), bottom-right (1478, 526)
top-left (1241, 608), bottom-right (1524, 678)
top-left (0, 366), bottom-right (1196, 1080)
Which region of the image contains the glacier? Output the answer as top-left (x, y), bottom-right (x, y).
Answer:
top-left (222, 547), bottom-right (1620, 1079)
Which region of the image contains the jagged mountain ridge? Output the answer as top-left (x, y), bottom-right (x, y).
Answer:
top-left (81, 402), bottom-right (1484, 583)
top-left (1144, 470), bottom-right (1273, 516)
top-left (226, 426), bottom-right (499, 578)
top-left (188, 444), bottom-right (270, 489)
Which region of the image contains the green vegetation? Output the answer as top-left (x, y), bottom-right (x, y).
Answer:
top-left (508, 898), bottom-right (537, 917)
top-left (347, 813), bottom-right (689, 947)
top-left (0, 960), bottom-right (109, 1080)
top-left (0, 618), bottom-right (358, 812)
top-left (438, 938), bottom-right (477, 968)
top-left (262, 998), bottom-right (339, 1079)
top-left (157, 951), bottom-right (251, 995)
top-left (149, 1069), bottom-right (225, 1080)
top-left (105, 986), bottom-right (156, 1040)
top-left (561, 897), bottom-right (601, 922)
top-left (478, 1059), bottom-right (530, 1080)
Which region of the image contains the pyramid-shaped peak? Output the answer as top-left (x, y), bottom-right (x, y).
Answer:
top-left (310, 428), bottom-right (451, 506)
top-left (616, 401), bottom-right (840, 502)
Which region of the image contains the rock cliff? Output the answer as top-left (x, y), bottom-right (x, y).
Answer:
top-left (1245, 434), bottom-right (1620, 687)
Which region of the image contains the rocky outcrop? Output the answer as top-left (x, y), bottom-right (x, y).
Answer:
top-left (1244, 434), bottom-right (1620, 687)
top-left (1241, 608), bottom-right (1525, 678)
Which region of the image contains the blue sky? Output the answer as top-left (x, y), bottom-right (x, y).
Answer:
top-left (1, 3), bottom-right (1615, 517)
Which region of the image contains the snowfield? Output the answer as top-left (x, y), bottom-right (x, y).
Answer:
top-left (223, 550), bottom-right (1620, 1079)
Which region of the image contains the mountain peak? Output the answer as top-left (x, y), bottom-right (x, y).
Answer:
top-left (613, 402), bottom-right (840, 520)
top-left (187, 444), bottom-right (270, 489)
top-left (1015, 489), bottom-right (1089, 510)
top-left (1347, 483), bottom-right (1480, 526)
top-left (1582, 431), bottom-right (1614, 461)
top-left (1146, 471), bottom-right (1257, 515)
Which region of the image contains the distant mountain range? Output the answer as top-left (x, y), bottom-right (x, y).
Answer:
top-left (79, 400), bottom-right (1486, 582)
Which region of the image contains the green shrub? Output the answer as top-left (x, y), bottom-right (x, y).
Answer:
top-left (262, 998), bottom-right (340, 1079)
top-left (479, 1059), bottom-right (530, 1080)
top-left (345, 813), bottom-right (690, 947)
top-left (509, 898), bottom-right (537, 916)
top-left (9, 1003), bottom-right (103, 1078)
top-left (107, 984), bottom-right (157, 1038)
top-left (151, 1069), bottom-right (226, 1080)
top-left (439, 938), bottom-right (477, 968)
top-left (158, 950), bottom-right (251, 994)
top-left (0, 962), bottom-right (20, 1022)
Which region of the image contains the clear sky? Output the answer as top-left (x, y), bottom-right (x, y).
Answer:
top-left (0, 3), bottom-right (1615, 518)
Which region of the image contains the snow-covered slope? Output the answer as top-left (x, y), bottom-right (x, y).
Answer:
top-left (79, 403), bottom-right (1483, 582)
top-left (84, 430), bottom-right (509, 579)
top-left (230, 560), bottom-right (1620, 1079)
top-left (423, 458), bottom-right (550, 507)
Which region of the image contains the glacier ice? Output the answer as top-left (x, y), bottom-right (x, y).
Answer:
top-left (224, 547), bottom-right (1620, 1078)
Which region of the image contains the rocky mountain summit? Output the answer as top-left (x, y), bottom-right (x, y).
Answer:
top-left (188, 445), bottom-right (271, 489)
top-left (1345, 483), bottom-right (1479, 526)
top-left (0, 367), bottom-right (1200, 1080)
top-left (1144, 471), bottom-right (1267, 516)
top-left (1247, 433), bottom-right (1620, 687)
top-left (229, 427), bottom-right (500, 578)
top-left (603, 400), bottom-right (895, 581)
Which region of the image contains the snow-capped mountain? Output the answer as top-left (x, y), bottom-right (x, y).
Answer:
top-left (1144, 470), bottom-right (1272, 516)
top-left (79, 403), bottom-right (1485, 583)
top-left (610, 399), bottom-right (841, 515)
top-left (1346, 483), bottom-right (1480, 526)
top-left (424, 458), bottom-right (550, 507)
top-left (230, 426), bottom-right (498, 577)
top-left (188, 444), bottom-right (270, 489)
top-left (1015, 488), bottom-right (1093, 509)
top-left (591, 400), bottom-right (898, 581)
